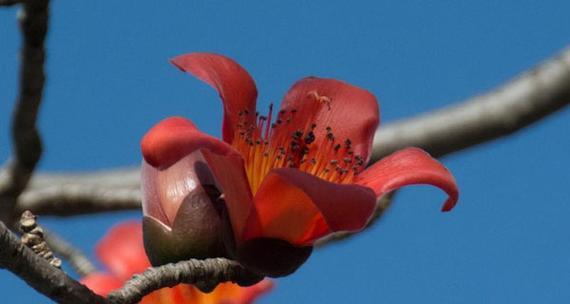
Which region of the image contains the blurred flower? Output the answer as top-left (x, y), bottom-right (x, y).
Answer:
top-left (81, 221), bottom-right (273, 304)
top-left (141, 53), bottom-right (459, 276)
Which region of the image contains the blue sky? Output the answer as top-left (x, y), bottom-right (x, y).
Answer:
top-left (1, 1), bottom-right (570, 303)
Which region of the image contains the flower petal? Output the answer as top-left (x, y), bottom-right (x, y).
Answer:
top-left (201, 149), bottom-right (254, 242)
top-left (142, 116), bottom-right (239, 169)
top-left (171, 53), bottom-right (258, 143)
top-left (245, 168), bottom-right (377, 246)
top-left (275, 77), bottom-right (379, 163)
top-left (141, 117), bottom-right (243, 229)
top-left (81, 273), bottom-right (124, 296)
top-left (355, 147), bottom-right (459, 211)
top-left (207, 280), bottom-right (274, 304)
top-left (95, 221), bottom-right (150, 281)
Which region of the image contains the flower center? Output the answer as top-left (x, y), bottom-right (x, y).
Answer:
top-left (231, 91), bottom-right (365, 193)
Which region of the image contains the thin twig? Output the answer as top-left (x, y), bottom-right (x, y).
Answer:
top-left (44, 230), bottom-right (97, 277)
top-left (0, 221), bottom-right (106, 304)
top-left (107, 258), bottom-right (263, 304)
top-left (0, 0), bottom-right (49, 223)
top-left (371, 47), bottom-right (570, 161)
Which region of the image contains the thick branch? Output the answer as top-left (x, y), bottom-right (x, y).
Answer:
top-left (371, 47), bottom-right (570, 160)
top-left (0, 222), bottom-right (106, 304)
top-left (107, 258), bottom-right (263, 304)
top-left (0, 0), bottom-right (48, 223)
top-left (17, 183), bottom-right (140, 216)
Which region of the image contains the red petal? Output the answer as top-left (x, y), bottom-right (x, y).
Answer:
top-left (275, 77), bottom-right (379, 163)
top-left (209, 280), bottom-right (274, 304)
top-left (171, 53), bottom-right (258, 143)
top-left (142, 116), bottom-right (239, 169)
top-left (235, 279), bottom-right (274, 304)
top-left (81, 273), bottom-right (124, 296)
top-left (355, 147), bottom-right (459, 211)
top-left (142, 117), bottom-right (245, 229)
top-left (95, 221), bottom-right (150, 281)
top-left (201, 149), bottom-right (254, 241)
top-left (142, 151), bottom-right (218, 228)
top-left (244, 168), bottom-right (377, 246)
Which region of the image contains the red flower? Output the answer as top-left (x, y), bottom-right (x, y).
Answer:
top-left (81, 221), bottom-right (273, 304)
top-left (141, 53), bottom-right (458, 275)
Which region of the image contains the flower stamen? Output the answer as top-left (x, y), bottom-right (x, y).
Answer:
top-left (232, 95), bottom-right (365, 193)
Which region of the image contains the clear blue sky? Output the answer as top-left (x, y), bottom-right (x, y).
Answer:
top-left (1, 1), bottom-right (570, 303)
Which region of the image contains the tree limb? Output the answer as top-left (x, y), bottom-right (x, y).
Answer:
top-left (16, 182), bottom-right (141, 216)
top-left (0, 221), bottom-right (106, 304)
top-left (0, 0), bottom-right (48, 223)
top-left (107, 258), bottom-right (263, 304)
top-left (371, 46), bottom-right (570, 160)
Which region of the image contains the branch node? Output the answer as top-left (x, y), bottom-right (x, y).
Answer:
top-left (19, 210), bottom-right (62, 268)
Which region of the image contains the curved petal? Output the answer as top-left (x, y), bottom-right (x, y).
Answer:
top-left (96, 221), bottom-right (150, 281)
top-left (245, 168), bottom-right (377, 246)
top-left (141, 117), bottom-right (244, 228)
top-left (140, 281), bottom-right (273, 304)
top-left (274, 77), bottom-right (379, 164)
top-left (201, 149), bottom-right (254, 242)
top-left (81, 273), bottom-right (124, 296)
top-left (207, 280), bottom-right (274, 304)
top-left (355, 147), bottom-right (459, 211)
top-left (142, 116), bottom-right (239, 169)
top-left (171, 53), bottom-right (258, 143)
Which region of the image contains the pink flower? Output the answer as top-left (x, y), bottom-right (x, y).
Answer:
top-left (81, 221), bottom-right (273, 304)
top-left (141, 53), bottom-right (459, 276)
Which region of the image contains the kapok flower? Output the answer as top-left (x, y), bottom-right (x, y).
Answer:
top-left (141, 53), bottom-right (459, 276)
top-left (81, 221), bottom-right (273, 304)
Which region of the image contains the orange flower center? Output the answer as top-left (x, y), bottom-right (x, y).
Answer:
top-left (231, 91), bottom-right (365, 193)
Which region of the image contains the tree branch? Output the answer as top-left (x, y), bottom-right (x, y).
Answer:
top-left (0, 221), bottom-right (106, 304)
top-left (0, 0), bottom-right (48, 223)
top-left (107, 258), bottom-right (263, 304)
top-left (16, 182), bottom-right (141, 216)
top-left (44, 230), bottom-right (97, 277)
top-left (371, 47), bottom-right (570, 160)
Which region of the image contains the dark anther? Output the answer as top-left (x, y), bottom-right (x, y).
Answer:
top-left (304, 131), bottom-right (315, 145)
top-left (292, 130), bottom-right (303, 139)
